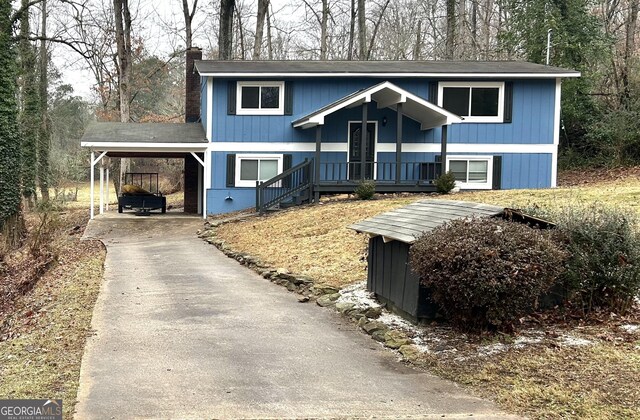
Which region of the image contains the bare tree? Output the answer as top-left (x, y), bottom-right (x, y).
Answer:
top-left (182, 0), bottom-right (198, 49)
top-left (348, 0), bottom-right (355, 59)
top-left (357, 0), bottom-right (365, 59)
top-left (253, 0), bottom-right (268, 58)
top-left (38, 0), bottom-right (50, 201)
top-left (445, 0), bottom-right (455, 59)
top-left (219, 0), bottom-right (234, 59)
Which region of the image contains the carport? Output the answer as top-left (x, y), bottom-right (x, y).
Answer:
top-left (80, 122), bottom-right (210, 219)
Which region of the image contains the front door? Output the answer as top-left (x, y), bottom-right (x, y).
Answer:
top-left (348, 122), bottom-right (376, 180)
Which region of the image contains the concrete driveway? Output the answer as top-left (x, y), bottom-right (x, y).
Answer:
top-left (75, 214), bottom-right (516, 419)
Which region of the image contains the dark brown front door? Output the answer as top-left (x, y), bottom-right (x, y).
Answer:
top-left (349, 122), bottom-right (375, 180)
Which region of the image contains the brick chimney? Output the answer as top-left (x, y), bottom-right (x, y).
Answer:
top-left (185, 47), bottom-right (202, 123)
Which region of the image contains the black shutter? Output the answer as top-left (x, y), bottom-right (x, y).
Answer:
top-left (282, 154), bottom-right (293, 187)
top-left (428, 81), bottom-right (438, 104)
top-left (492, 156), bottom-right (502, 190)
top-left (226, 154), bottom-right (236, 187)
top-left (503, 82), bottom-right (513, 123)
top-left (227, 81), bottom-right (237, 115)
top-left (284, 81), bottom-right (293, 115)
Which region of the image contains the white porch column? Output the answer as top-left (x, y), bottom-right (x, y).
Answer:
top-left (99, 165), bottom-right (104, 214)
top-left (105, 167), bottom-right (110, 211)
top-left (90, 151), bottom-right (95, 219)
top-left (203, 150), bottom-right (211, 219)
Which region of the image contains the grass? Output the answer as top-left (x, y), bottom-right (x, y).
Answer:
top-left (214, 172), bottom-right (640, 418)
top-left (0, 209), bottom-right (106, 419)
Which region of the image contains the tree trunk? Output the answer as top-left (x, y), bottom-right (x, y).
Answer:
top-left (254, 0), bottom-right (268, 59)
top-left (621, 0), bottom-right (639, 107)
top-left (471, 0), bottom-right (478, 58)
top-left (366, 0), bottom-right (391, 60)
top-left (320, 0), bottom-right (328, 60)
top-left (266, 5), bottom-right (273, 59)
top-left (413, 19), bottom-right (422, 59)
top-left (348, 0), bottom-right (355, 60)
top-left (218, 0), bottom-right (235, 59)
top-left (114, 0), bottom-right (132, 193)
top-left (182, 0), bottom-right (198, 49)
top-left (38, 0), bottom-right (50, 201)
top-left (0, 0), bottom-right (24, 245)
top-left (445, 0), bottom-right (455, 59)
top-left (235, 2), bottom-right (245, 59)
top-left (357, 0), bottom-right (366, 60)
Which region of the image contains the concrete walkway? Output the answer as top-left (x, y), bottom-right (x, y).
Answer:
top-left (75, 214), bottom-right (515, 419)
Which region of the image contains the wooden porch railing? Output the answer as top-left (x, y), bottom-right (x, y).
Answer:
top-left (319, 161), bottom-right (442, 184)
top-left (256, 159), bottom-right (314, 214)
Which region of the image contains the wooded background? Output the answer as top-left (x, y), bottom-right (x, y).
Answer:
top-left (1, 0), bottom-right (639, 242)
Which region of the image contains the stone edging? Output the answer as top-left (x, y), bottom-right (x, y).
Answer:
top-left (198, 222), bottom-right (429, 367)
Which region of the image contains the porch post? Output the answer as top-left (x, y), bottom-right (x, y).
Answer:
top-left (395, 102), bottom-right (403, 184)
top-left (361, 102), bottom-right (368, 180)
top-left (90, 151), bottom-right (95, 220)
top-left (441, 125), bottom-right (448, 176)
top-left (314, 125), bottom-right (322, 203)
top-left (105, 165), bottom-right (109, 212)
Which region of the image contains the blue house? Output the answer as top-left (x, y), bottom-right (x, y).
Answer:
top-left (194, 59), bottom-right (579, 215)
top-left (81, 50), bottom-right (579, 219)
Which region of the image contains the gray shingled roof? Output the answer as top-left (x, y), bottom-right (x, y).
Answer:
top-left (195, 60), bottom-right (580, 78)
top-left (81, 122), bottom-right (207, 144)
top-left (349, 199), bottom-right (504, 244)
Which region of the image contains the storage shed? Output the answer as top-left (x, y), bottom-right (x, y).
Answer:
top-left (350, 199), bottom-right (507, 322)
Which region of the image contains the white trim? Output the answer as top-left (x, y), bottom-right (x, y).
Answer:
top-left (551, 78), bottom-right (561, 188)
top-left (446, 155), bottom-right (494, 190)
top-left (90, 151), bottom-right (95, 220)
top-left (207, 141), bottom-right (555, 154)
top-left (438, 81), bottom-right (504, 123)
top-left (198, 72), bottom-right (581, 79)
top-left (206, 77), bottom-right (213, 141)
top-left (347, 121), bottom-right (378, 180)
top-left (236, 81), bottom-right (285, 115)
top-left (203, 151), bottom-right (211, 219)
top-left (190, 151), bottom-right (205, 167)
top-left (234, 153), bottom-right (284, 188)
top-left (81, 142), bottom-right (208, 152)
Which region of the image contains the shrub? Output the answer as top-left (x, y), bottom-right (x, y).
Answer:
top-left (539, 205), bottom-right (640, 314)
top-left (434, 171), bottom-right (456, 194)
top-left (409, 218), bottom-right (567, 332)
top-left (354, 179), bottom-right (376, 200)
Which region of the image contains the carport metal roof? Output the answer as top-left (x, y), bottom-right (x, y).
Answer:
top-left (349, 199), bottom-right (504, 244)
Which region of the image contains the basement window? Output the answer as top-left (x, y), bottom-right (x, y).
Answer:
top-left (446, 156), bottom-right (493, 189)
top-left (438, 82), bottom-right (504, 123)
top-left (237, 81), bottom-right (284, 115)
top-left (235, 154), bottom-right (283, 187)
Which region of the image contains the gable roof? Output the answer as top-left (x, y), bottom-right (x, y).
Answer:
top-left (349, 199), bottom-right (504, 244)
top-left (292, 81), bottom-right (462, 130)
top-left (195, 60), bottom-right (580, 79)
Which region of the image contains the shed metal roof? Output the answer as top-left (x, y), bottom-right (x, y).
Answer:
top-left (349, 199), bottom-right (504, 244)
top-left (194, 60), bottom-right (580, 78)
top-left (81, 122), bottom-right (207, 145)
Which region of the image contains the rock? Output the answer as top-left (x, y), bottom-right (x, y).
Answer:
top-left (326, 293), bottom-right (340, 302)
top-left (363, 307), bottom-right (383, 319)
top-left (384, 331), bottom-right (412, 349)
top-left (292, 276), bottom-right (314, 286)
top-left (398, 344), bottom-right (421, 360)
top-left (298, 296), bottom-right (310, 303)
top-left (362, 321), bottom-right (387, 335)
top-left (275, 279), bottom-right (289, 287)
top-left (357, 317), bottom-right (368, 328)
top-left (312, 285), bottom-right (340, 296)
top-left (371, 330), bottom-right (387, 342)
top-left (335, 302), bottom-right (356, 314)
top-left (316, 295), bottom-right (337, 307)
top-left (276, 267), bottom-right (290, 275)
top-left (286, 282), bottom-right (298, 292)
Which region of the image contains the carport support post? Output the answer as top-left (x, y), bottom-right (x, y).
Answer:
top-left (395, 103), bottom-right (403, 184)
top-left (361, 102), bottom-right (368, 180)
top-left (90, 151), bottom-right (95, 219)
top-left (99, 164), bottom-right (104, 214)
top-left (105, 166), bottom-right (110, 212)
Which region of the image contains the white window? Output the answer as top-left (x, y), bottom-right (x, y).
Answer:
top-left (237, 81), bottom-right (285, 115)
top-left (235, 154), bottom-right (283, 187)
top-left (438, 82), bottom-right (504, 123)
top-left (446, 156), bottom-right (493, 189)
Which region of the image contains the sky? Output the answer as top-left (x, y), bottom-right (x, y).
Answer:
top-left (56, 0), bottom-right (298, 101)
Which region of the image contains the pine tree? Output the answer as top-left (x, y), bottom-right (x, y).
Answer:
top-left (0, 0), bottom-right (24, 243)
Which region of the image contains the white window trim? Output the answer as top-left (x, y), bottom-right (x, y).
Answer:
top-left (236, 81), bottom-right (285, 115)
top-left (438, 81), bottom-right (505, 123)
top-left (446, 155), bottom-right (494, 190)
top-left (235, 153), bottom-right (284, 187)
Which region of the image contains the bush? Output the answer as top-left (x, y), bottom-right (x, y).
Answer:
top-left (409, 218), bottom-right (567, 332)
top-left (354, 179), bottom-right (376, 200)
top-left (434, 171), bottom-right (456, 194)
top-left (539, 205), bottom-right (640, 314)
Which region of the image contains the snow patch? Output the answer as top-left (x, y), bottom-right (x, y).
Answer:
top-left (620, 324), bottom-right (640, 334)
top-left (477, 342), bottom-right (508, 357)
top-left (337, 281), bottom-right (380, 309)
top-left (559, 334), bottom-right (593, 347)
top-left (513, 336), bottom-right (543, 348)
